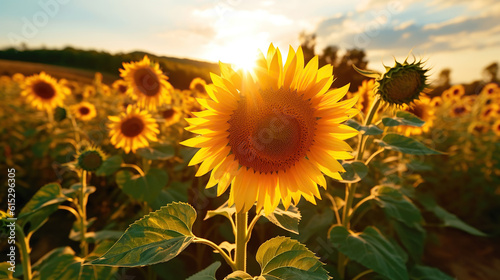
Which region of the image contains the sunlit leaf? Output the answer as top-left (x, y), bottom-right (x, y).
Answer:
top-left (376, 134), bottom-right (441, 155)
top-left (330, 225), bottom-right (408, 280)
top-left (339, 161), bottom-right (368, 183)
top-left (263, 204), bottom-right (301, 235)
top-left (256, 236), bottom-right (330, 280)
top-left (186, 262), bottom-right (221, 280)
top-left (224, 271), bottom-right (254, 280)
top-left (91, 202), bottom-right (196, 267)
top-left (382, 111), bottom-right (425, 127)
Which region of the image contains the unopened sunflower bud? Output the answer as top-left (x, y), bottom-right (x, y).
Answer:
top-left (54, 106), bottom-right (67, 122)
top-left (77, 147), bottom-right (107, 172)
top-left (376, 59), bottom-right (429, 106)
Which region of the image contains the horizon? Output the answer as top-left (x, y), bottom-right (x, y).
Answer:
top-left (1, 0), bottom-right (500, 84)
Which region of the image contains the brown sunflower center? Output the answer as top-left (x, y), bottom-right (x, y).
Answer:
top-left (488, 88), bottom-right (494, 94)
top-left (133, 67), bottom-right (160, 96)
top-left (384, 70), bottom-right (422, 103)
top-left (162, 109), bottom-right (175, 119)
top-left (227, 88), bottom-right (316, 173)
top-left (118, 84), bottom-right (127, 94)
top-left (195, 83), bottom-right (206, 93)
top-left (453, 89), bottom-right (459, 95)
top-left (454, 106), bottom-right (466, 115)
top-left (79, 106), bottom-right (90, 115)
top-left (33, 81), bottom-right (56, 99)
top-left (121, 116), bottom-right (145, 137)
top-left (79, 151), bottom-right (103, 170)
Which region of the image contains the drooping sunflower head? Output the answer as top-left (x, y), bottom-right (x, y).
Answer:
top-left (119, 56), bottom-right (173, 110)
top-left (112, 79), bottom-right (129, 94)
top-left (182, 44), bottom-right (359, 215)
top-left (72, 101), bottom-right (97, 121)
top-left (76, 146), bottom-right (107, 172)
top-left (161, 106), bottom-right (183, 127)
top-left (108, 106), bottom-right (159, 153)
top-left (189, 77), bottom-right (207, 94)
top-left (376, 59), bottom-right (429, 106)
top-left (20, 72), bottom-right (68, 111)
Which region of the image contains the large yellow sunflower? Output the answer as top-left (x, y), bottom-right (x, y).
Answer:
top-left (182, 44), bottom-right (359, 215)
top-left (120, 56), bottom-right (173, 111)
top-left (20, 72), bottom-right (68, 111)
top-left (108, 106), bottom-right (159, 153)
top-left (72, 101), bottom-right (97, 121)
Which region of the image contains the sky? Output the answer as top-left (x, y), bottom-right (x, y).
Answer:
top-left (1, 0), bottom-right (499, 84)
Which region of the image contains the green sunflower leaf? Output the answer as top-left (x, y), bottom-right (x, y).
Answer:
top-left (255, 236), bottom-right (330, 280)
top-left (409, 265), bottom-right (454, 280)
top-left (224, 271), bottom-right (254, 280)
top-left (263, 204), bottom-right (301, 235)
top-left (372, 185), bottom-right (423, 225)
top-left (376, 134), bottom-right (441, 155)
top-left (18, 183), bottom-right (69, 234)
top-left (329, 225), bottom-right (408, 280)
top-left (32, 246), bottom-right (116, 280)
top-left (116, 168), bottom-right (168, 205)
top-left (382, 111), bottom-right (425, 127)
top-left (91, 202), bottom-right (196, 267)
top-left (136, 143), bottom-right (175, 160)
top-left (417, 195), bottom-right (486, 236)
top-left (339, 161), bottom-right (368, 183)
top-left (186, 262), bottom-right (221, 280)
top-left (346, 119), bottom-right (383, 135)
top-left (95, 155), bottom-right (122, 176)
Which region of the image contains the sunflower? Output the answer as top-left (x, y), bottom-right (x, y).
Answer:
top-left (182, 44), bottom-right (359, 215)
top-left (430, 96), bottom-right (443, 107)
top-left (398, 96), bottom-right (434, 136)
top-left (356, 79), bottom-right (375, 115)
top-left (72, 101), bottom-right (97, 121)
top-left (12, 73), bottom-right (25, 83)
top-left (467, 122), bottom-right (489, 135)
top-left (20, 72), bottom-right (68, 111)
top-left (480, 104), bottom-right (498, 121)
top-left (450, 102), bottom-right (470, 117)
top-left (189, 77), bottom-right (207, 94)
top-left (120, 56), bottom-right (173, 110)
top-left (76, 146), bottom-right (107, 172)
top-left (108, 106), bottom-right (159, 153)
top-left (112, 79), bottom-right (129, 94)
top-left (493, 120), bottom-right (500, 136)
top-left (82, 85), bottom-right (96, 99)
top-left (481, 83), bottom-right (500, 96)
top-left (161, 107), bottom-right (182, 127)
top-left (444, 85), bottom-right (465, 100)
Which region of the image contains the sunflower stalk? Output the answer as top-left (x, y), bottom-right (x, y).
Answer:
top-left (235, 211), bottom-right (248, 272)
top-left (338, 95), bottom-right (382, 279)
top-left (16, 224), bottom-right (32, 280)
top-left (79, 170), bottom-right (89, 256)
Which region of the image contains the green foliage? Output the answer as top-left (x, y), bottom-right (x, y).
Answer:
top-left (263, 204), bottom-right (301, 235)
top-left (91, 202), bottom-right (196, 267)
top-left (18, 183), bottom-right (70, 234)
top-left (255, 237), bottom-right (330, 280)
top-left (136, 143), bottom-right (175, 160)
top-left (95, 155), bottom-right (122, 176)
top-left (418, 195), bottom-right (486, 236)
top-left (340, 161), bottom-right (368, 183)
top-left (115, 168), bottom-right (169, 205)
top-left (377, 134), bottom-right (441, 155)
top-left (409, 265), bottom-right (454, 280)
top-left (330, 226), bottom-right (408, 280)
top-left (372, 185), bottom-right (423, 225)
top-left (186, 262), bottom-right (221, 280)
top-left (346, 119), bottom-right (383, 135)
top-left (382, 111), bottom-right (425, 127)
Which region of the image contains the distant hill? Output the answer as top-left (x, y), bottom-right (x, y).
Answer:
top-left (0, 47), bottom-right (220, 89)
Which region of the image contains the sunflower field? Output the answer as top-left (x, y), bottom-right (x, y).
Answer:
top-left (1, 44), bottom-right (500, 280)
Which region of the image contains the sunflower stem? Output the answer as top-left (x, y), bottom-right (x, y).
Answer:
top-left (79, 170), bottom-right (88, 256)
top-left (235, 211), bottom-right (248, 272)
top-left (338, 95), bottom-right (382, 279)
top-left (16, 224), bottom-right (32, 280)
